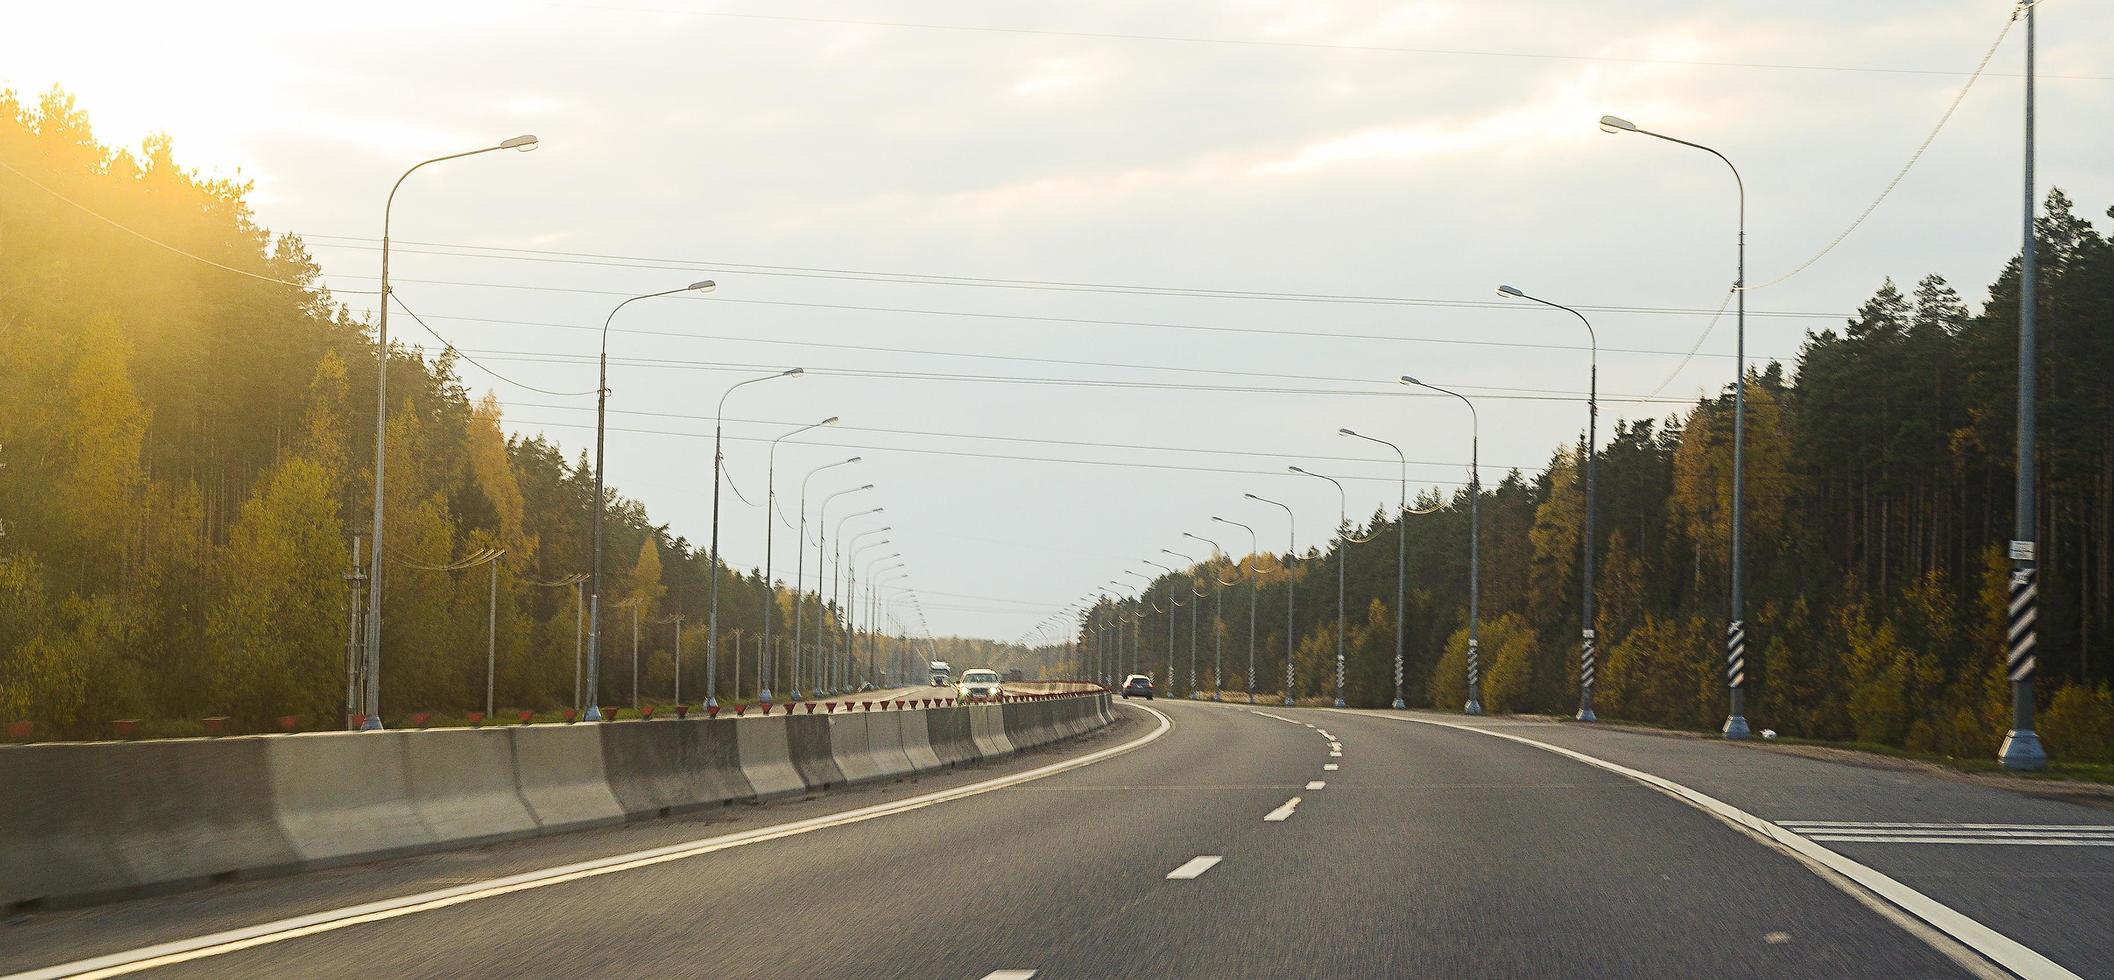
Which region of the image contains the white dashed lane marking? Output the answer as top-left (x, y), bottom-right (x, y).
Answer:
top-left (1264, 797), bottom-right (1302, 822)
top-left (1306, 781), bottom-right (1326, 790)
top-left (1329, 750), bottom-right (1342, 757)
top-left (1324, 763), bottom-right (1339, 771)
top-left (981, 971), bottom-right (1037, 979)
top-left (1165, 856), bottom-right (1224, 880)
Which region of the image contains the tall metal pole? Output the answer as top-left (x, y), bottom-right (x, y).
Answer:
top-left (1597, 114), bottom-right (1746, 737)
top-left (763, 419), bottom-right (835, 705)
top-left (1339, 433), bottom-right (1406, 709)
top-left (345, 534), bottom-right (364, 730)
top-left (1402, 378), bottom-right (1481, 715)
top-left (485, 552), bottom-right (500, 717)
top-left (1292, 468), bottom-right (1349, 708)
top-left (2001, 4), bottom-right (2047, 770)
top-left (1213, 517), bottom-right (1263, 706)
top-left (572, 579), bottom-right (583, 713)
top-left (672, 616), bottom-right (684, 705)
top-left (707, 368), bottom-right (801, 711)
top-left (363, 134), bottom-right (537, 730)
top-left (1249, 494), bottom-right (1296, 705)
top-left (794, 460), bottom-right (858, 701)
top-left (586, 280), bottom-right (712, 722)
top-left (1498, 288), bottom-right (1600, 720)
top-left (805, 482), bottom-right (871, 701)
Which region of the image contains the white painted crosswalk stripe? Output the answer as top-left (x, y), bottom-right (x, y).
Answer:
top-left (1165, 856), bottom-right (1224, 880)
top-left (1780, 821), bottom-right (2114, 846)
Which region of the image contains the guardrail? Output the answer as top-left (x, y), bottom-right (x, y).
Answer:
top-left (0, 691), bottom-right (1113, 912)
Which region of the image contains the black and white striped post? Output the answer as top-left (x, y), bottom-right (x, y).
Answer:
top-left (1999, 0), bottom-right (2047, 771)
top-left (1725, 620), bottom-right (1749, 738)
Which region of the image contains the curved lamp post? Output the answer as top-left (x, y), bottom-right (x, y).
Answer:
top-left (1246, 493), bottom-right (1297, 706)
top-left (1600, 113), bottom-right (1750, 740)
top-left (760, 417), bottom-right (837, 703)
top-left (705, 367), bottom-right (802, 710)
top-left (1211, 516), bottom-right (1263, 705)
top-left (1338, 430), bottom-right (1408, 709)
top-left (361, 134), bottom-right (539, 729)
top-left (1401, 376), bottom-right (1481, 715)
top-left (583, 278), bottom-right (715, 723)
top-left (1289, 467), bottom-right (1349, 709)
top-left (790, 461), bottom-right (861, 702)
top-left (1499, 284), bottom-right (1600, 720)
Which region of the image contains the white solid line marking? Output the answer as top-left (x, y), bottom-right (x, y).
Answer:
top-left (1306, 781), bottom-right (1326, 790)
top-left (1165, 856), bottom-right (1224, 880)
top-left (1264, 797), bottom-right (1302, 822)
top-left (982, 971), bottom-right (1038, 980)
top-left (1323, 763), bottom-right (1339, 771)
top-left (1781, 821), bottom-right (2114, 833)
top-left (1251, 710), bottom-right (1300, 724)
top-left (17, 704), bottom-right (1173, 980)
top-left (1807, 836), bottom-right (2114, 846)
top-left (1317, 730), bottom-right (1333, 739)
top-left (1339, 710), bottom-right (2081, 980)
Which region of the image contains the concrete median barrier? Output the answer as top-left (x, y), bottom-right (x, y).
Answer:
top-left (967, 702), bottom-right (1015, 758)
top-left (785, 713), bottom-right (846, 791)
top-left (895, 708), bottom-right (944, 771)
top-left (511, 724), bottom-right (626, 833)
top-left (734, 715), bottom-right (806, 799)
top-left (597, 720), bottom-right (689, 818)
top-left (675, 715), bottom-right (753, 807)
top-left (402, 726), bottom-right (539, 847)
top-left (267, 729), bottom-right (435, 870)
top-left (2, 694), bottom-right (1111, 911)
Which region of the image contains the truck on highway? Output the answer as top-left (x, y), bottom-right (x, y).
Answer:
top-left (928, 660), bottom-right (951, 686)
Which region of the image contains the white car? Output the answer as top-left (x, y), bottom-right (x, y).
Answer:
top-left (957, 668), bottom-right (1003, 701)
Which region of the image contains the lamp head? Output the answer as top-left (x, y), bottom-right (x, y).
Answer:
top-left (1598, 115), bottom-right (1637, 134)
top-left (859, 484), bottom-right (876, 491)
top-left (687, 279), bottom-right (716, 292)
top-left (501, 134), bottom-right (539, 151)
top-left (1337, 428), bottom-right (1357, 437)
top-left (1243, 493), bottom-right (1262, 501)
top-left (781, 367), bottom-right (804, 377)
top-left (845, 456), bottom-right (862, 464)
top-left (1288, 465), bottom-right (1307, 474)
top-left (1497, 284), bottom-right (1524, 298)
top-left (1399, 375), bottom-right (1421, 386)
top-left (820, 415), bottom-right (840, 426)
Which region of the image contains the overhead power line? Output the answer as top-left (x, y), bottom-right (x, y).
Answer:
top-left (545, 2), bottom-right (2112, 81)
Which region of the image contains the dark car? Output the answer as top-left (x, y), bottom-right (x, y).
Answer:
top-left (1120, 673), bottom-right (1154, 700)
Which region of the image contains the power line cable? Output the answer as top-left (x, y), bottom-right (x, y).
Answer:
top-left (0, 158), bottom-right (375, 294)
top-left (542, 2), bottom-right (2112, 81)
top-left (390, 292), bottom-right (599, 397)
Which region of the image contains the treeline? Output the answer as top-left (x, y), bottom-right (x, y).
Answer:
top-left (1075, 191), bottom-right (2114, 762)
top-left (0, 90), bottom-right (978, 736)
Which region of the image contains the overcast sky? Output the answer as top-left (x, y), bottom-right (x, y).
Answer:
top-left (8, 1), bottom-right (2111, 642)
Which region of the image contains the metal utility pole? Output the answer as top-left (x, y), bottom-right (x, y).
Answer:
top-left (1498, 286), bottom-right (1600, 721)
top-left (707, 367), bottom-right (801, 711)
top-left (363, 134), bottom-right (538, 730)
top-left (485, 551), bottom-right (502, 717)
top-left (2001, 2), bottom-right (2048, 770)
top-left (345, 534), bottom-right (365, 730)
top-left (1248, 493), bottom-right (1297, 705)
top-left (1402, 377), bottom-right (1482, 715)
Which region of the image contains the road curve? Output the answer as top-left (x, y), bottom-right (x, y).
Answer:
top-left (3, 700), bottom-right (2045, 978)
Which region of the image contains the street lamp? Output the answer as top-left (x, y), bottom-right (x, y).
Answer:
top-left (1289, 467), bottom-right (1349, 709)
top-left (705, 367), bottom-right (802, 711)
top-left (813, 495), bottom-right (879, 699)
top-left (839, 521), bottom-right (890, 692)
top-left (1340, 429), bottom-right (1408, 709)
top-left (1182, 531), bottom-right (1237, 701)
top-left (1600, 113), bottom-right (1750, 739)
top-left (1162, 548), bottom-right (1201, 698)
top-left (1211, 516), bottom-right (1263, 705)
top-left (1999, 10), bottom-right (2047, 770)
top-left (583, 279), bottom-right (715, 723)
top-left (1401, 376), bottom-right (1481, 715)
top-left (361, 134), bottom-right (540, 730)
top-left (1499, 284), bottom-right (1600, 721)
top-left (790, 461), bottom-right (861, 702)
top-left (1143, 560), bottom-right (1180, 692)
top-left (1246, 493), bottom-right (1298, 706)
top-left (762, 417), bottom-right (837, 703)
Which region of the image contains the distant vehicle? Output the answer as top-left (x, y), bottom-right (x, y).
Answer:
top-left (1120, 674), bottom-right (1154, 700)
top-left (928, 660), bottom-right (952, 686)
top-left (958, 668), bottom-right (1003, 700)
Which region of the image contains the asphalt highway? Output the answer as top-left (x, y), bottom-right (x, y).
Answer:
top-left (8, 700), bottom-right (2108, 978)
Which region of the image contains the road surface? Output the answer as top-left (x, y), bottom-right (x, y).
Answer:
top-left (7, 700), bottom-right (2108, 978)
